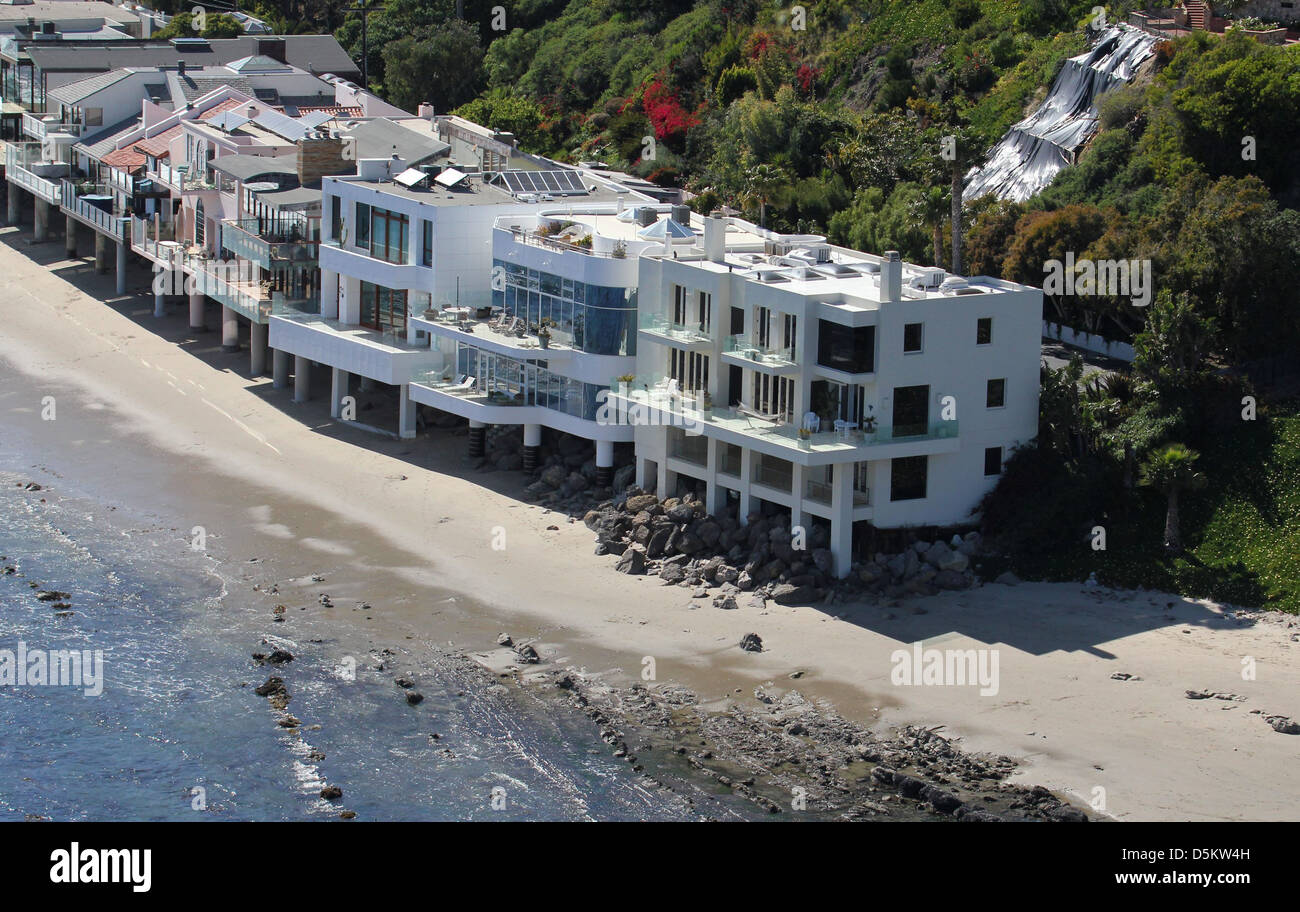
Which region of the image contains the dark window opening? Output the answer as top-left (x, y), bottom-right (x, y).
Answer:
top-left (984, 446), bottom-right (1002, 476)
top-left (977, 317), bottom-right (992, 345)
top-left (892, 384), bottom-right (929, 437)
top-left (816, 320), bottom-right (874, 373)
top-left (903, 322), bottom-right (923, 353)
top-left (890, 456), bottom-right (928, 501)
top-left (986, 378), bottom-right (1006, 409)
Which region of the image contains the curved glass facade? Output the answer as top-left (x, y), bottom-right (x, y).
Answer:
top-left (493, 259), bottom-right (637, 357)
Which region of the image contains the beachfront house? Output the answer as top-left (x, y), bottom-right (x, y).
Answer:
top-left (269, 114), bottom-right (656, 442)
top-left (617, 215), bottom-right (1043, 577)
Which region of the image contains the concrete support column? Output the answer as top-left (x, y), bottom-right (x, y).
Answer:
top-left (272, 348), bottom-right (290, 389)
top-left (221, 306), bottom-right (239, 352)
top-left (65, 215), bottom-right (77, 257)
top-left (115, 241), bottom-right (126, 296)
top-left (468, 419), bottom-right (486, 459)
top-left (33, 198), bottom-right (48, 243)
top-left (153, 289), bottom-right (165, 318)
top-left (595, 439), bottom-right (614, 488)
top-left (188, 291), bottom-right (206, 332)
top-left (249, 322), bottom-right (268, 376)
top-left (93, 231), bottom-right (109, 273)
top-left (7, 183), bottom-right (20, 224)
top-left (737, 449), bottom-right (754, 524)
top-left (330, 367), bottom-right (350, 418)
top-left (522, 423), bottom-right (542, 473)
top-left (293, 355), bottom-right (311, 403)
top-left (790, 463), bottom-right (807, 537)
top-left (829, 462), bottom-right (855, 578)
top-left (398, 383), bottom-right (416, 439)
top-left (659, 461), bottom-right (673, 501)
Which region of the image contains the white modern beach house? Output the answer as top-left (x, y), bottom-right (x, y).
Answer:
top-left (613, 215), bottom-right (1042, 576)
top-left (269, 113), bottom-right (657, 445)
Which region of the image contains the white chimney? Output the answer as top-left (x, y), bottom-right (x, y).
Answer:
top-left (703, 216), bottom-right (726, 264)
top-left (880, 251), bottom-right (902, 302)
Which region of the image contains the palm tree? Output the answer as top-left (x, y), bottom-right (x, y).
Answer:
top-left (1140, 443), bottom-right (1207, 553)
top-left (742, 163), bottom-right (786, 229)
top-left (908, 185), bottom-right (949, 268)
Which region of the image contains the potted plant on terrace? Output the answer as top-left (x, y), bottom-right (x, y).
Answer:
top-left (862, 410), bottom-right (878, 442)
top-left (538, 317), bottom-right (556, 349)
top-left (797, 426), bottom-right (812, 448)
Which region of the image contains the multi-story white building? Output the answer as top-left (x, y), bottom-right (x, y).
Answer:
top-left (269, 115), bottom-right (656, 444)
top-left (619, 215), bottom-right (1042, 577)
top-left (407, 200), bottom-right (671, 478)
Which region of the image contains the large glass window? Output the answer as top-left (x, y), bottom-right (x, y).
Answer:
top-left (368, 206), bottom-right (408, 264)
top-left (422, 220), bottom-right (432, 267)
top-left (892, 385), bottom-right (929, 437)
top-left (356, 202), bottom-right (370, 247)
top-left (359, 281), bottom-right (407, 334)
top-left (817, 321), bottom-right (874, 373)
top-left (492, 259), bottom-right (636, 356)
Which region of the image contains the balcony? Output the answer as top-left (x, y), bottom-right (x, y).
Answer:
top-left (721, 335), bottom-right (799, 373)
top-left (221, 219), bottom-right (320, 271)
top-left (805, 478), bottom-right (870, 507)
top-left (409, 309), bottom-right (575, 362)
top-left (319, 240), bottom-right (423, 290)
top-left (638, 313), bottom-right (713, 350)
top-left (268, 309), bottom-right (440, 386)
top-left (22, 113), bottom-right (81, 141)
top-left (506, 226), bottom-right (626, 259)
top-left (5, 144), bottom-right (66, 204)
top-left (131, 216), bottom-right (182, 267)
top-left (605, 381), bottom-right (959, 466)
top-left (185, 253), bottom-right (271, 322)
top-left (61, 180), bottom-right (129, 240)
top-left (668, 428), bottom-right (709, 466)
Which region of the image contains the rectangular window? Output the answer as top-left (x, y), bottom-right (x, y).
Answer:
top-left (356, 202), bottom-right (370, 247)
top-left (890, 456), bottom-right (928, 501)
top-left (986, 378), bottom-right (1006, 409)
top-left (816, 321), bottom-right (874, 373)
top-left (892, 384), bottom-right (929, 437)
top-left (977, 317), bottom-right (992, 345)
top-left (330, 195), bottom-right (341, 240)
top-left (984, 446), bottom-right (1003, 476)
top-left (904, 322), bottom-right (923, 353)
top-left (422, 220), bottom-right (432, 267)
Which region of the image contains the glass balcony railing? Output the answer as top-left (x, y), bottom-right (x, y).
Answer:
top-left (638, 313), bottom-right (712, 344)
top-left (723, 334), bottom-right (797, 367)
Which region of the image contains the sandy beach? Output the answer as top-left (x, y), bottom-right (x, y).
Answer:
top-left (2, 226), bottom-right (1297, 822)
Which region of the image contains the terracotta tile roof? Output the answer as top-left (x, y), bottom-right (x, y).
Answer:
top-left (101, 148), bottom-right (147, 173)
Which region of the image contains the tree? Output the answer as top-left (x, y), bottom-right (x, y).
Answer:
top-left (741, 162), bottom-right (787, 228)
top-left (1140, 443), bottom-right (1206, 553)
top-left (1132, 290), bottom-right (1217, 394)
top-left (383, 20), bottom-right (485, 113)
top-left (908, 184), bottom-right (949, 268)
top-left (151, 12), bottom-right (243, 39)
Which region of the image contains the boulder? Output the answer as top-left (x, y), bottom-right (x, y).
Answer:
top-left (770, 583), bottom-right (817, 606)
top-left (615, 548), bottom-right (646, 575)
top-left (540, 465), bottom-right (568, 488)
top-left (739, 633), bottom-right (763, 653)
top-left (937, 550), bottom-right (970, 573)
top-left (659, 563), bottom-right (686, 584)
top-left (923, 541), bottom-right (953, 569)
top-left (625, 494), bottom-right (659, 513)
top-left (994, 571), bottom-right (1021, 586)
top-left (934, 569), bottom-right (970, 590)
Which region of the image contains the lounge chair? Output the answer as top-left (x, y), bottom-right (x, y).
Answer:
top-left (801, 411), bottom-right (820, 433)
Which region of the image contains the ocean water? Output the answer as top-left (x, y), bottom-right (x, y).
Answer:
top-left (0, 457), bottom-right (758, 822)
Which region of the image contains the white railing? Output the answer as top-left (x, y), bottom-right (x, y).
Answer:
top-left (5, 146), bottom-right (62, 203)
top-left (61, 181), bottom-right (128, 240)
top-left (22, 113), bottom-right (80, 141)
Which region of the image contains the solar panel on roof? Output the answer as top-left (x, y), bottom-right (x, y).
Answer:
top-left (395, 167), bottom-right (427, 188)
top-left (435, 168), bottom-right (468, 188)
top-left (252, 109), bottom-right (309, 143)
top-left (209, 112), bottom-right (249, 133)
top-left (298, 111), bottom-right (333, 130)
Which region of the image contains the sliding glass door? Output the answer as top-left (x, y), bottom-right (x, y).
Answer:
top-left (359, 281), bottom-right (408, 335)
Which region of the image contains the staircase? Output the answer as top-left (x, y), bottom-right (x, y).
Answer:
top-left (1184, 0), bottom-right (1209, 30)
